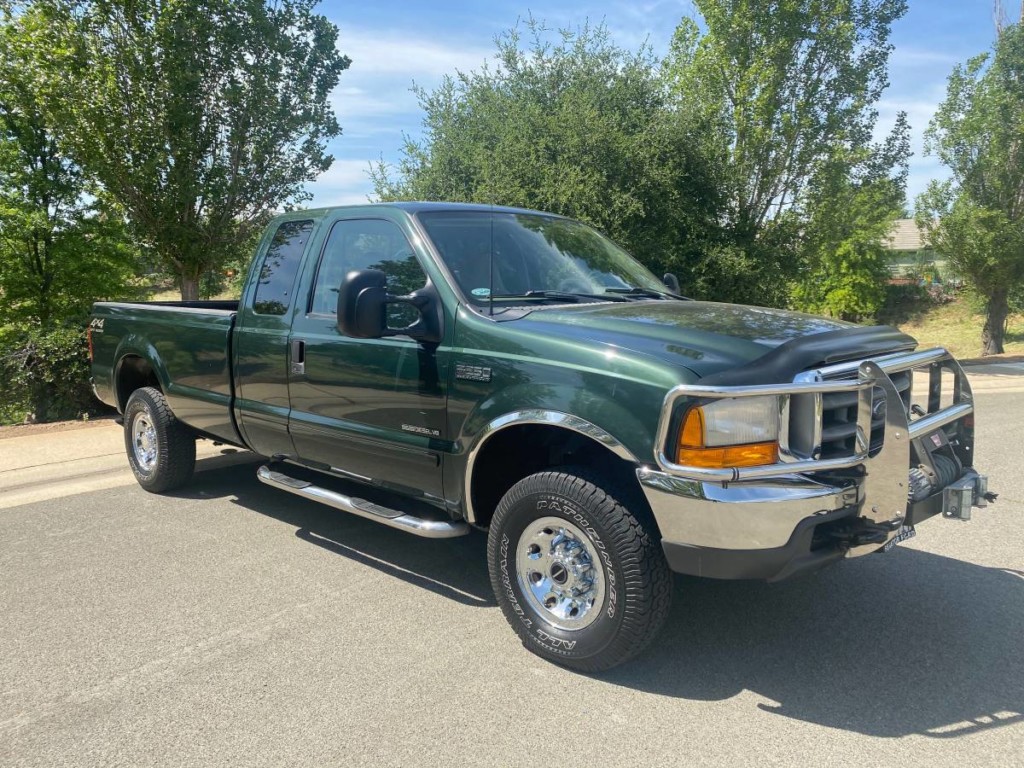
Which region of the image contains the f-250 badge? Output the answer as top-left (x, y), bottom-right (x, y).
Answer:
top-left (455, 363), bottom-right (491, 383)
top-left (401, 424), bottom-right (441, 437)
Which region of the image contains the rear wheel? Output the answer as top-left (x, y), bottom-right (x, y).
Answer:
top-left (123, 387), bottom-right (195, 493)
top-left (487, 469), bottom-right (672, 672)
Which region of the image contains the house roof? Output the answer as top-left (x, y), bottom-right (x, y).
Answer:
top-left (884, 218), bottom-right (928, 251)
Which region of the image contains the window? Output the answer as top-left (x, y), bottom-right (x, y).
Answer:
top-left (253, 219), bottom-right (314, 315)
top-left (311, 219), bottom-right (427, 324)
top-left (417, 211), bottom-right (665, 303)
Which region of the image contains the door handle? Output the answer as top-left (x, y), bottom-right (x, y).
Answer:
top-left (290, 339), bottom-right (305, 375)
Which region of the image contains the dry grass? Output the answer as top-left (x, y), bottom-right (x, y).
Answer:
top-left (146, 285), bottom-right (241, 302)
top-left (895, 299), bottom-right (1024, 360)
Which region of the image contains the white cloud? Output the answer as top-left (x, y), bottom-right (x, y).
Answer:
top-left (338, 26), bottom-right (493, 78)
top-left (889, 46), bottom-right (961, 68)
top-left (306, 25), bottom-right (497, 208)
top-left (330, 85), bottom-right (418, 121)
top-left (308, 158), bottom-right (377, 208)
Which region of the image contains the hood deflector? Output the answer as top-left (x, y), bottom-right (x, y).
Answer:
top-left (698, 326), bottom-right (917, 386)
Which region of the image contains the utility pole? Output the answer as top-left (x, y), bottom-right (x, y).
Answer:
top-left (994, 1), bottom-right (1024, 34)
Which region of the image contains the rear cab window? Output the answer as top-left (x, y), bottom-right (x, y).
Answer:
top-left (253, 219), bottom-right (315, 315)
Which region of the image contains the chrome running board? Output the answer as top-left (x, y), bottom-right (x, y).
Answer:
top-left (257, 465), bottom-right (470, 539)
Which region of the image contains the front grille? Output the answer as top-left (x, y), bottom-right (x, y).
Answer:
top-left (819, 370), bottom-right (912, 459)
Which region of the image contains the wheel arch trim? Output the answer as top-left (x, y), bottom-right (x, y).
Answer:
top-left (112, 339), bottom-right (170, 411)
top-left (463, 410), bottom-right (640, 524)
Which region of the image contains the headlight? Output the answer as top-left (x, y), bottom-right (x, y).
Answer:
top-left (677, 396), bottom-right (780, 468)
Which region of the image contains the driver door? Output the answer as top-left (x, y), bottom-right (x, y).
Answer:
top-left (286, 217), bottom-right (448, 501)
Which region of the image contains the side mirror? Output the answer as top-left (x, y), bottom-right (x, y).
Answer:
top-left (663, 273), bottom-right (681, 294)
top-left (336, 269), bottom-right (442, 343)
top-left (337, 269), bottom-right (388, 338)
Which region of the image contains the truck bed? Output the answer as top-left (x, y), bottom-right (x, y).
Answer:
top-left (91, 300), bottom-right (242, 445)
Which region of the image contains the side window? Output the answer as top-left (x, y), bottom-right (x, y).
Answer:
top-left (311, 219), bottom-right (428, 327)
top-left (253, 220), bottom-right (314, 315)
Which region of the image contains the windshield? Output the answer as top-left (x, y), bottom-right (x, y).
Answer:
top-left (416, 211), bottom-right (668, 304)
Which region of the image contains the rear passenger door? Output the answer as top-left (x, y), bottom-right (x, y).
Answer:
top-left (234, 217), bottom-right (316, 458)
top-left (286, 216), bottom-right (448, 501)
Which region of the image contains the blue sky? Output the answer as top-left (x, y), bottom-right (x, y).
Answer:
top-left (308, 0), bottom-right (1015, 210)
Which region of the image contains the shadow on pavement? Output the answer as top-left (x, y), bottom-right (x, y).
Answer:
top-left (179, 457), bottom-right (1023, 739)
top-left (177, 457), bottom-right (493, 608)
top-left (603, 552), bottom-right (1024, 739)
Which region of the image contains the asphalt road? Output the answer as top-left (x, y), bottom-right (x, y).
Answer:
top-left (1, 369), bottom-right (1023, 767)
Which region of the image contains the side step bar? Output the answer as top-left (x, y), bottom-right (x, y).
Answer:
top-left (257, 465), bottom-right (470, 539)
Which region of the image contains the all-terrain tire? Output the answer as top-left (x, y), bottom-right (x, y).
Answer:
top-left (123, 387), bottom-right (196, 493)
top-left (487, 469), bottom-right (672, 672)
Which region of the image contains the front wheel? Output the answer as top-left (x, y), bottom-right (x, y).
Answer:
top-left (123, 387), bottom-right (196, 493)
top-left (487, 470), bottom-right (672, 672)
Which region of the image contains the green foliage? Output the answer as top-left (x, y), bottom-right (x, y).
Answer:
top-left (40, 0), bottom-right (349, 299)
top-left (0, 4), bottom-right (138, 325)
top-left (0, 324), bottom-right (98, 423)
top-left (793, 127), bottom-right (910, 321)
top-left (664, 0), bottom-right (909, 306)
top-left (918, 23), bottom-right (1024, 354)
top-left (371, 19), bottom-right (723, 295)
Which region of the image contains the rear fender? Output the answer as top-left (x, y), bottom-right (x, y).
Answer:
top-left (113, 335), bottom-right (171, 410)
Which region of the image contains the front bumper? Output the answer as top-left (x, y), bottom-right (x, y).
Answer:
top-left (638, 467), bottom-right (989, 580)
top-left (641, 348), bottom-right (992, 580)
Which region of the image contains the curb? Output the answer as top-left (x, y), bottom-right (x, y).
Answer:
top-left (959, 355), bottom-right (1024, 366)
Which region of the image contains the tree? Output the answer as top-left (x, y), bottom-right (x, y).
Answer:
top-left (663, 0), bottom-right (908, 306)
top-left (0, 3), bottom-right (136, 325)
top-left (792, 118), bottom-right (910, 321)
top-left (42, 0), bottom-right (349, 299)
top-left (371, 19), bottom-right (723, 290)
top-left (1, 4), bottom-right (141, 422)
top-left (918, 22), bottom-right (1024, 355)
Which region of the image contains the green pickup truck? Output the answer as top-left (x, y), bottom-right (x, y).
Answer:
top-left (90, 202), bottom-right (991, 671)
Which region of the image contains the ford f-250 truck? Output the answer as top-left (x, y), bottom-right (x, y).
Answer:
top-left (90, 203), bottom-right (993, 671)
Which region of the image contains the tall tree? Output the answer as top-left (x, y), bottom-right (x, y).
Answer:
top-left (42, 0), bottom-right (349, 299)
top-left (918, 22), bottom-right (1024, 355)
top-left (792, 117), bottom-right (910, 321)
top-left (371, 20), bottom-right (723, 288)
top-left (663, 0), bottom-right (908, 306)
top-left (0, 3), bottom-right (136, 326)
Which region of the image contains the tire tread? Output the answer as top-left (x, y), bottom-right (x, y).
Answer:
top-left (488, 467), bottom-right (672, 672)
top-left (124, 387), bottom-right (195, 493)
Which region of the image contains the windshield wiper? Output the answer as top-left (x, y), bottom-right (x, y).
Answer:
top-left (605, 286), bottom-right (684, 300)
top-left (490, 290), bottom-right (625, 303)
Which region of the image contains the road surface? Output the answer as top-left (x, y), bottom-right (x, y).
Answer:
top-left (1, 369), bottom-right (1022, 767)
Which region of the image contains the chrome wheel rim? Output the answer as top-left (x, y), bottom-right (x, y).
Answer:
top-left (516, 517), bottom-right (605, 631)
top-left (131, 412), bottom-right (158, 472)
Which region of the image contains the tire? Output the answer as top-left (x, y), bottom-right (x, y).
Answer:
top-left (123, 387), bottom-right (196, 493)
top-left (487, 469), bottom-right (672, 672)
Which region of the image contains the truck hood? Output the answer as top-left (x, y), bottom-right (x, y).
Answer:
top-left (511, 300), bottom-right (906, 380)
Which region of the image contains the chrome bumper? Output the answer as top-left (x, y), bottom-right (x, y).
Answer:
top-left (645, 348), bottom-right (985, 558)
top-left (637, 469), bottom-right (855, 550)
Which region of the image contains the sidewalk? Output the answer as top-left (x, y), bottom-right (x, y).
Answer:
top-left (0, 420), bottom-right (247, 509)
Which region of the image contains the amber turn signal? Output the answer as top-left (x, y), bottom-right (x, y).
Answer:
top-left (676, 406), bottom-right (779, 468)
top-left (676, 441), bottom-right (779, 468)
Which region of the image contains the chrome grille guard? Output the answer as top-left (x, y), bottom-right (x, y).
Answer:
top-left (654, 347), bottom-right (974, 484)
top-left (654, 348), bottom-right (975, 555)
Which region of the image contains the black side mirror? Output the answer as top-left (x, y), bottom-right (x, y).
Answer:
top-left (337, 269), bottom-right (388, 338)
top-left (663, 273), bottom-right (681, 294)
top-left (336, 269), bottom-right (442, 343)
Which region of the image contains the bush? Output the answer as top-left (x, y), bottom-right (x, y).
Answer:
top-left (878, 279), bottom-right (957, 325)
top-left (0, 325), bottom-right (101, 424)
